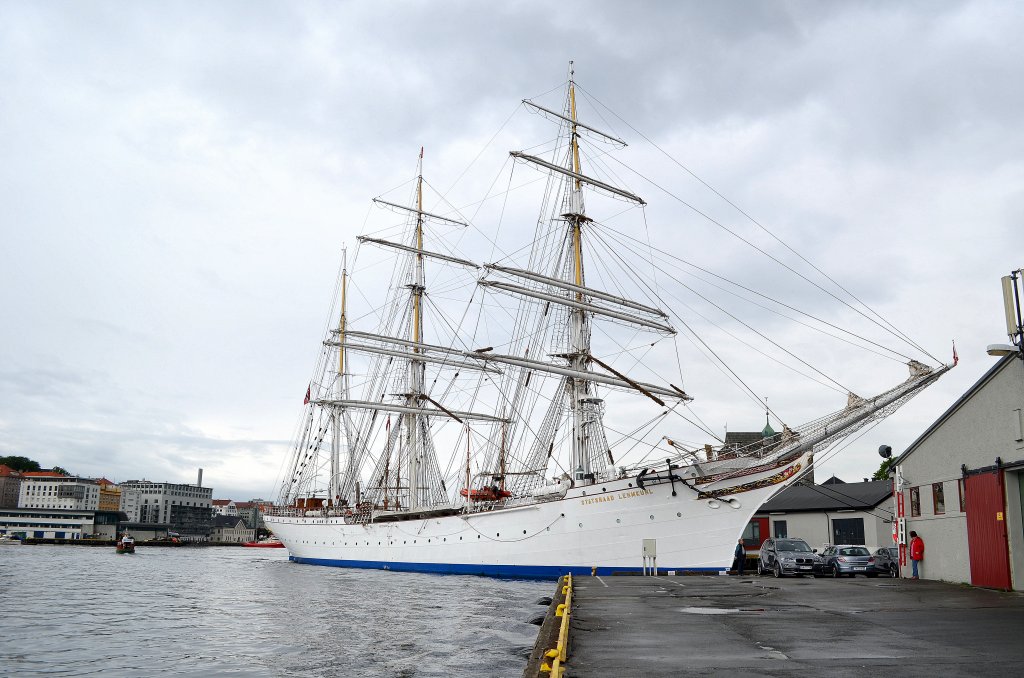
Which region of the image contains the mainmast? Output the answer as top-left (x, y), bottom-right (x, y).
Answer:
top-left (566, 64), bottom-right (593, 482)
top-left (407, 148), bottom-right (427, 510)
top-left (497, 64), bottom-right (674, 494)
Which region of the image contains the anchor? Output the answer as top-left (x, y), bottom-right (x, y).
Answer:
top-left (636, 458), bottom-right (725, 501)
top-left (636, 458), bottom-right (684, 496)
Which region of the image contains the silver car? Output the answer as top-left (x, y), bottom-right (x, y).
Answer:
top-left (820, 545), bottom-right (877, 577)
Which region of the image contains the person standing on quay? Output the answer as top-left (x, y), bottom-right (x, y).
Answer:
top-left (733, 538), bottom-right (746, 575)
top-left (909, 531), bottom-right (925, 579)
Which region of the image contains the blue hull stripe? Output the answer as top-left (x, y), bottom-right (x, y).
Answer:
top-left (288, 555), bottom-right (726, 580)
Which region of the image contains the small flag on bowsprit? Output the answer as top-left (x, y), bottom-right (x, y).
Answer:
top-left (304, 384), bottom-right (311, 405)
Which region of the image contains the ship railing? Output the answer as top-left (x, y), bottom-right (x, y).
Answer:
top-left (263, 507), bottom-right (306, 518)
top-left (540, 572), bottom-right (573, 676)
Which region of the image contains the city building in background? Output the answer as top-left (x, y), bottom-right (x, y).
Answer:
top-left (119, 470), bottom-right (212, 541)
top-left (0, 508), bottom-right (124, 539)
top-left (96, 478), bottom-right (121, 512)
top-left (19, 473), bottom-right (100, 511)
top-left (212, 499), bottom-right (238, 517)
top-left (0, 465), bottom-right (22, 508)
top-left (210, 515), bottom-right (254, 543)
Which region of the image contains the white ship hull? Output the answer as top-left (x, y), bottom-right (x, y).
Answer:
top-left (266, 452), bottom-right (810, 579)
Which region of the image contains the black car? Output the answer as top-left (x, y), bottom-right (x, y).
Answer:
top-left (757, 538), bottom-right (825, 577)
top-left (871, 546), bottom-right (899, 577)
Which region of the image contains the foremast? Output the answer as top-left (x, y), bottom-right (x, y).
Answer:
top-left (329, 248), bottom-right (349, 508)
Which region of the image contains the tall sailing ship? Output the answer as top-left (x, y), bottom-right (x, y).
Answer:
top-left (265, 68), bottom-right (950, 578)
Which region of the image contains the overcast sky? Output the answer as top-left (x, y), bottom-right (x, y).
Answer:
top-left (1, 1), bottom-right (1021, 500)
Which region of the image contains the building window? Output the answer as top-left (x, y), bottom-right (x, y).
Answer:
top-left (773, 520), bottom-right (788, 538)
top-left (958, 478), bottom-right (966, 512)
top-left (932, 482), bottom-right (945, 515)
top-left (831, 517), bottom-right (866, 545)
top-left (910, 487), bottom-right (920, 517)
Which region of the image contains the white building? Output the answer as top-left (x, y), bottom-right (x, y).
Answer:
top-left (212, 499), bottom-right (238, 517)
top-left (0, 508), bottom-right (96, 539)
top-left (893, 352), bottom-right (1024, 590)
top-left (752, 478), bottom-right (894, 553)
top-left (19, 473), bottom-right (100, 511)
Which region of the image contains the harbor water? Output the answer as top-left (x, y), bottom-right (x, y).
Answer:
top-left (0, 545), bottom-right (550, 677)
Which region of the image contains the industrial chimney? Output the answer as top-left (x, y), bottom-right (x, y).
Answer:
top-left (197, 468), bottom-right (203, 487)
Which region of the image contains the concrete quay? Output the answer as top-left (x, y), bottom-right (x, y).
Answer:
top-left (555, 574), bottom-right (1024, 677)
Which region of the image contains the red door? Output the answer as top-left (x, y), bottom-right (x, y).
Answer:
top-left (965, 471), bottom-right (1012, 590)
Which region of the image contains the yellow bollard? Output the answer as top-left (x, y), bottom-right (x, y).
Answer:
top-left (591, 566), bottom-right (596, 576)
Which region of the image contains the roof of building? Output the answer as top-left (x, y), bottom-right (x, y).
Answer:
top-left (211, 515), bottom-right (247, 528)
top-left (724, 431), bottom-right (763, 447)
top-left (22, 471), bottom-right (70, 477)
top-left (821, 475), bottom-right (846, 485)
top-left (758, 479), bottom-right (892, 513)
top-left (212, 499), bottom-right (233, 506)
top-left (235, 502), bottom-right (254, 509)
top-left (95, 477), bottom-right (116, 486)
top-left (0, 464), bottom-right (22, 477)
top-left (894, 353), bottom-right (1017, 466)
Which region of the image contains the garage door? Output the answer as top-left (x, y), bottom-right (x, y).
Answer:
top-left (965, 470), bottom-right (1012, 590)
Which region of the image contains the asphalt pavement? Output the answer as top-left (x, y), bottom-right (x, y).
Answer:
top-left (565, 573), bottom-right (1024, 677)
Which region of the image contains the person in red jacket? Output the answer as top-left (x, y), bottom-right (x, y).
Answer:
top-left (909, 531), bottom-right (925, 579)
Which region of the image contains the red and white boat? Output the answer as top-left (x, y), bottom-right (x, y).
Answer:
top-left (243, 535), bottom-right (285, 548)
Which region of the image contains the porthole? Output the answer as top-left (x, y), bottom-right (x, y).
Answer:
top-left (602, 487), bottom-right (606, 492)
top-left (616, 518), bottom-right (621, 523)
top-left (578, 523), bottom-right (583, 528)
top-left (582, 491), bottom-right (587, 496)
top-left (496, 533), bottom-right (500, 537)
top-left (477, 535), bottom-right (481, 539)
top-left (628, 483), bottom-right (633, 488)
top-left (523, 530), bottom-right (527, 534)
top-left (649, 515), bottom-right (654, 520)
top-left (676, 512), bottom-right (682, 518)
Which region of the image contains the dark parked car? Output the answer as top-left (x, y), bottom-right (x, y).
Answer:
top-left (820, 545), bottom-right (877, 577)
top-left (871, 546), bottom-right (899, 576)
top-left (757, 538), bottom-right (825, 577)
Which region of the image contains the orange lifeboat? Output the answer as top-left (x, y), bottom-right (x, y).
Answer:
top-left (460, 486), bottom-right (512, 502)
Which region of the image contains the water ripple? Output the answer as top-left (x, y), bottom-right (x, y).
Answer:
top-left (0, 545), bottom-right (550, 677)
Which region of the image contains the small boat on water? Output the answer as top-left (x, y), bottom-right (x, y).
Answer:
top-left (242, 535), bottom-right (285, 548)
top-left (116, 535), bottom-right (135, 554)
top-left (0, 534), bottom-right (21, 545)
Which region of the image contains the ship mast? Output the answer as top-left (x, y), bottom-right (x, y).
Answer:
top-left (407, 148), bottom-right (427, 510)
top-left (567, 64), bottom-right (592, 483)
top-left (329, 248), bottom-right (348, 507)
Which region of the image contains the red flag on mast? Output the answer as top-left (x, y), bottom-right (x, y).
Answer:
top-left (303, 384), bottom-right (311, 405)
top-left (952, 341), bottom-right (958, 366)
